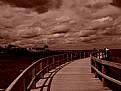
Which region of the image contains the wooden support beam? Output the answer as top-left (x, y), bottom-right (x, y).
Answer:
top-left (31, 67), bottom-right (36, 89)
top-left (102, 65), bottom-right (107, 87)
top-left (20, 78), bottom-right (26, 91)
top-left (95, 62), bottom-right (98, 78)
top-left (40, 62), bottom-right (44, 79)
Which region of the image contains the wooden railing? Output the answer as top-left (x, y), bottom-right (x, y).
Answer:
top-left (91, 51), bottom-right (121, 87)
top-left (5, 51), bottom-right (90, 91)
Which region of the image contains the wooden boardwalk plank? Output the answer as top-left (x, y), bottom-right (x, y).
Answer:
top-left (50, 58), bottom-right (112, 91)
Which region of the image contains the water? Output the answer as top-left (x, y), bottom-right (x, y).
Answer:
top-left (0, 58), bottom-right (32, 89)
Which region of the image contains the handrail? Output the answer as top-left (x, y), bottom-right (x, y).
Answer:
top-left (5, 51), bottom-right (90, 91)
top-left (91, 51), bottom-right (121, 87)
top-left (91, 65), bottom-right (121, 85)
top-left (91, 57), bottom-right (121, 70)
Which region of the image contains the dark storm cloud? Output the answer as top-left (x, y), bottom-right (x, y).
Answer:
top-left (0, 0), bottom-right (49, 10)
top-left (0, 0), bottom-right (63, 14)
top-left (0, 0), bottom-right (121, 49)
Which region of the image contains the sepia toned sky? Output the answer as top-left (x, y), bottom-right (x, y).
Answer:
top-left (0, 0), bottom-right (121, 50)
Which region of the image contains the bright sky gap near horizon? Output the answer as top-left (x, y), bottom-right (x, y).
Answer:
top-left (0, 0), bottom-right (121, 50)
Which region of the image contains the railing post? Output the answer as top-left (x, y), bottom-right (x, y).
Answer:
top-left (71, 53), bottom-right (73, 61)
top-left (94, 62), bottom-right (98, 78)
top-left (91, 58), bottom-right (94, 73)
top-left (78, 52), bottom-right (80, 59)
top-left (75, 53), bottom-right (78, 60)
top-left (86, 52), bottom-right (88, 57)
top-left (73, 53), bottom-right (75, 60)
top-left (20, 78), bottom-right (26, 91)
top-left (31, 67), bottom-right (36, 89)
top-left (46, 60), bottom-right (49, 73)
top-left (78, 53), bottom-right (79, 59)
top-left (40, 62), bottom-right (44, 79)
top-left (69, 54), bottom-right (71, 61)
top-left (68, 54), bottom-right (70, 62)
top-left (102, 65), bottom-right (107, 87)
top-left (99, 52), bottom-right (100, 59)
top-left (77, 53), bottom-right (79, 59)
top-left (96, 52), bottom-right (97, 58)
top-left (76, 53), bottom-right (77, 59)
top-left (89, 52), bottom-right (91, 57)
top-left (84, 52), bottom-right (85, 58)
top-left (67, 54), bottom-right (69, 62)
top-left (74, 53), bottom-right (76, 59)
top-left (82, 52), bottom-right (84, 59)
top-left (78, 52), bottom-right (79, 59)
top-left (58, 56), bottom-right (60, 66)
top-left (79, 53), bottom-right (81, 59)
top-left (52, 57), bottom-right (55, 68)
top-left (59, 56), bottom-right (61, 65)
top-left (102, 52), bottom-right (104, 58)
top-left (88, 52), bottom-right (90, 57)
top-left (72, 53), bottom-right (74, 60)
top-left (86, 52), bottom-right (88, 58)
top-left (75, 53), bottom-right (76, 59)
top-left (63, 54), bottom-right (65, 63)
top-left (104, 51), bottom-right (107, 58)
top-left (74, 53), bottom-right (76, 60)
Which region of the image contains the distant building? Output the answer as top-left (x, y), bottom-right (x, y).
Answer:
top-left (7, 44), bottom-right (16, 49)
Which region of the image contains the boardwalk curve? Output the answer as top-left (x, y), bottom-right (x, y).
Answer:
top-left (50, 58), bottom-right (111, 91)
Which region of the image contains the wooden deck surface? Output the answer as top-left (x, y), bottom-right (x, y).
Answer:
top-left (50, 58), bottom-right (112, 91)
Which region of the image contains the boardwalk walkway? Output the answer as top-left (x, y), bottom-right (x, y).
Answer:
top-left (50, 58), bottom-right (111, 91)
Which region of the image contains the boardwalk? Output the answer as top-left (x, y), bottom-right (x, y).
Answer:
top-left (50, 58), bottom-right (111, 91)
top-left (5, 51), bottom-right (121, 91)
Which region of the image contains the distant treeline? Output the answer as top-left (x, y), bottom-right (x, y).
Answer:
top-left (111, 0), bottom-right (121, 7)
top-left (0, 0), bottom-right (63, 13)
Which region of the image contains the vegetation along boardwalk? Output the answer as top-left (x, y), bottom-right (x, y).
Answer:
top-left (50, 58), bottom-right (111, 91)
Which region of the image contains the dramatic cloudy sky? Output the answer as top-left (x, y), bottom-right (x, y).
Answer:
top-left (0, 0), bottom-right (121, 49)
